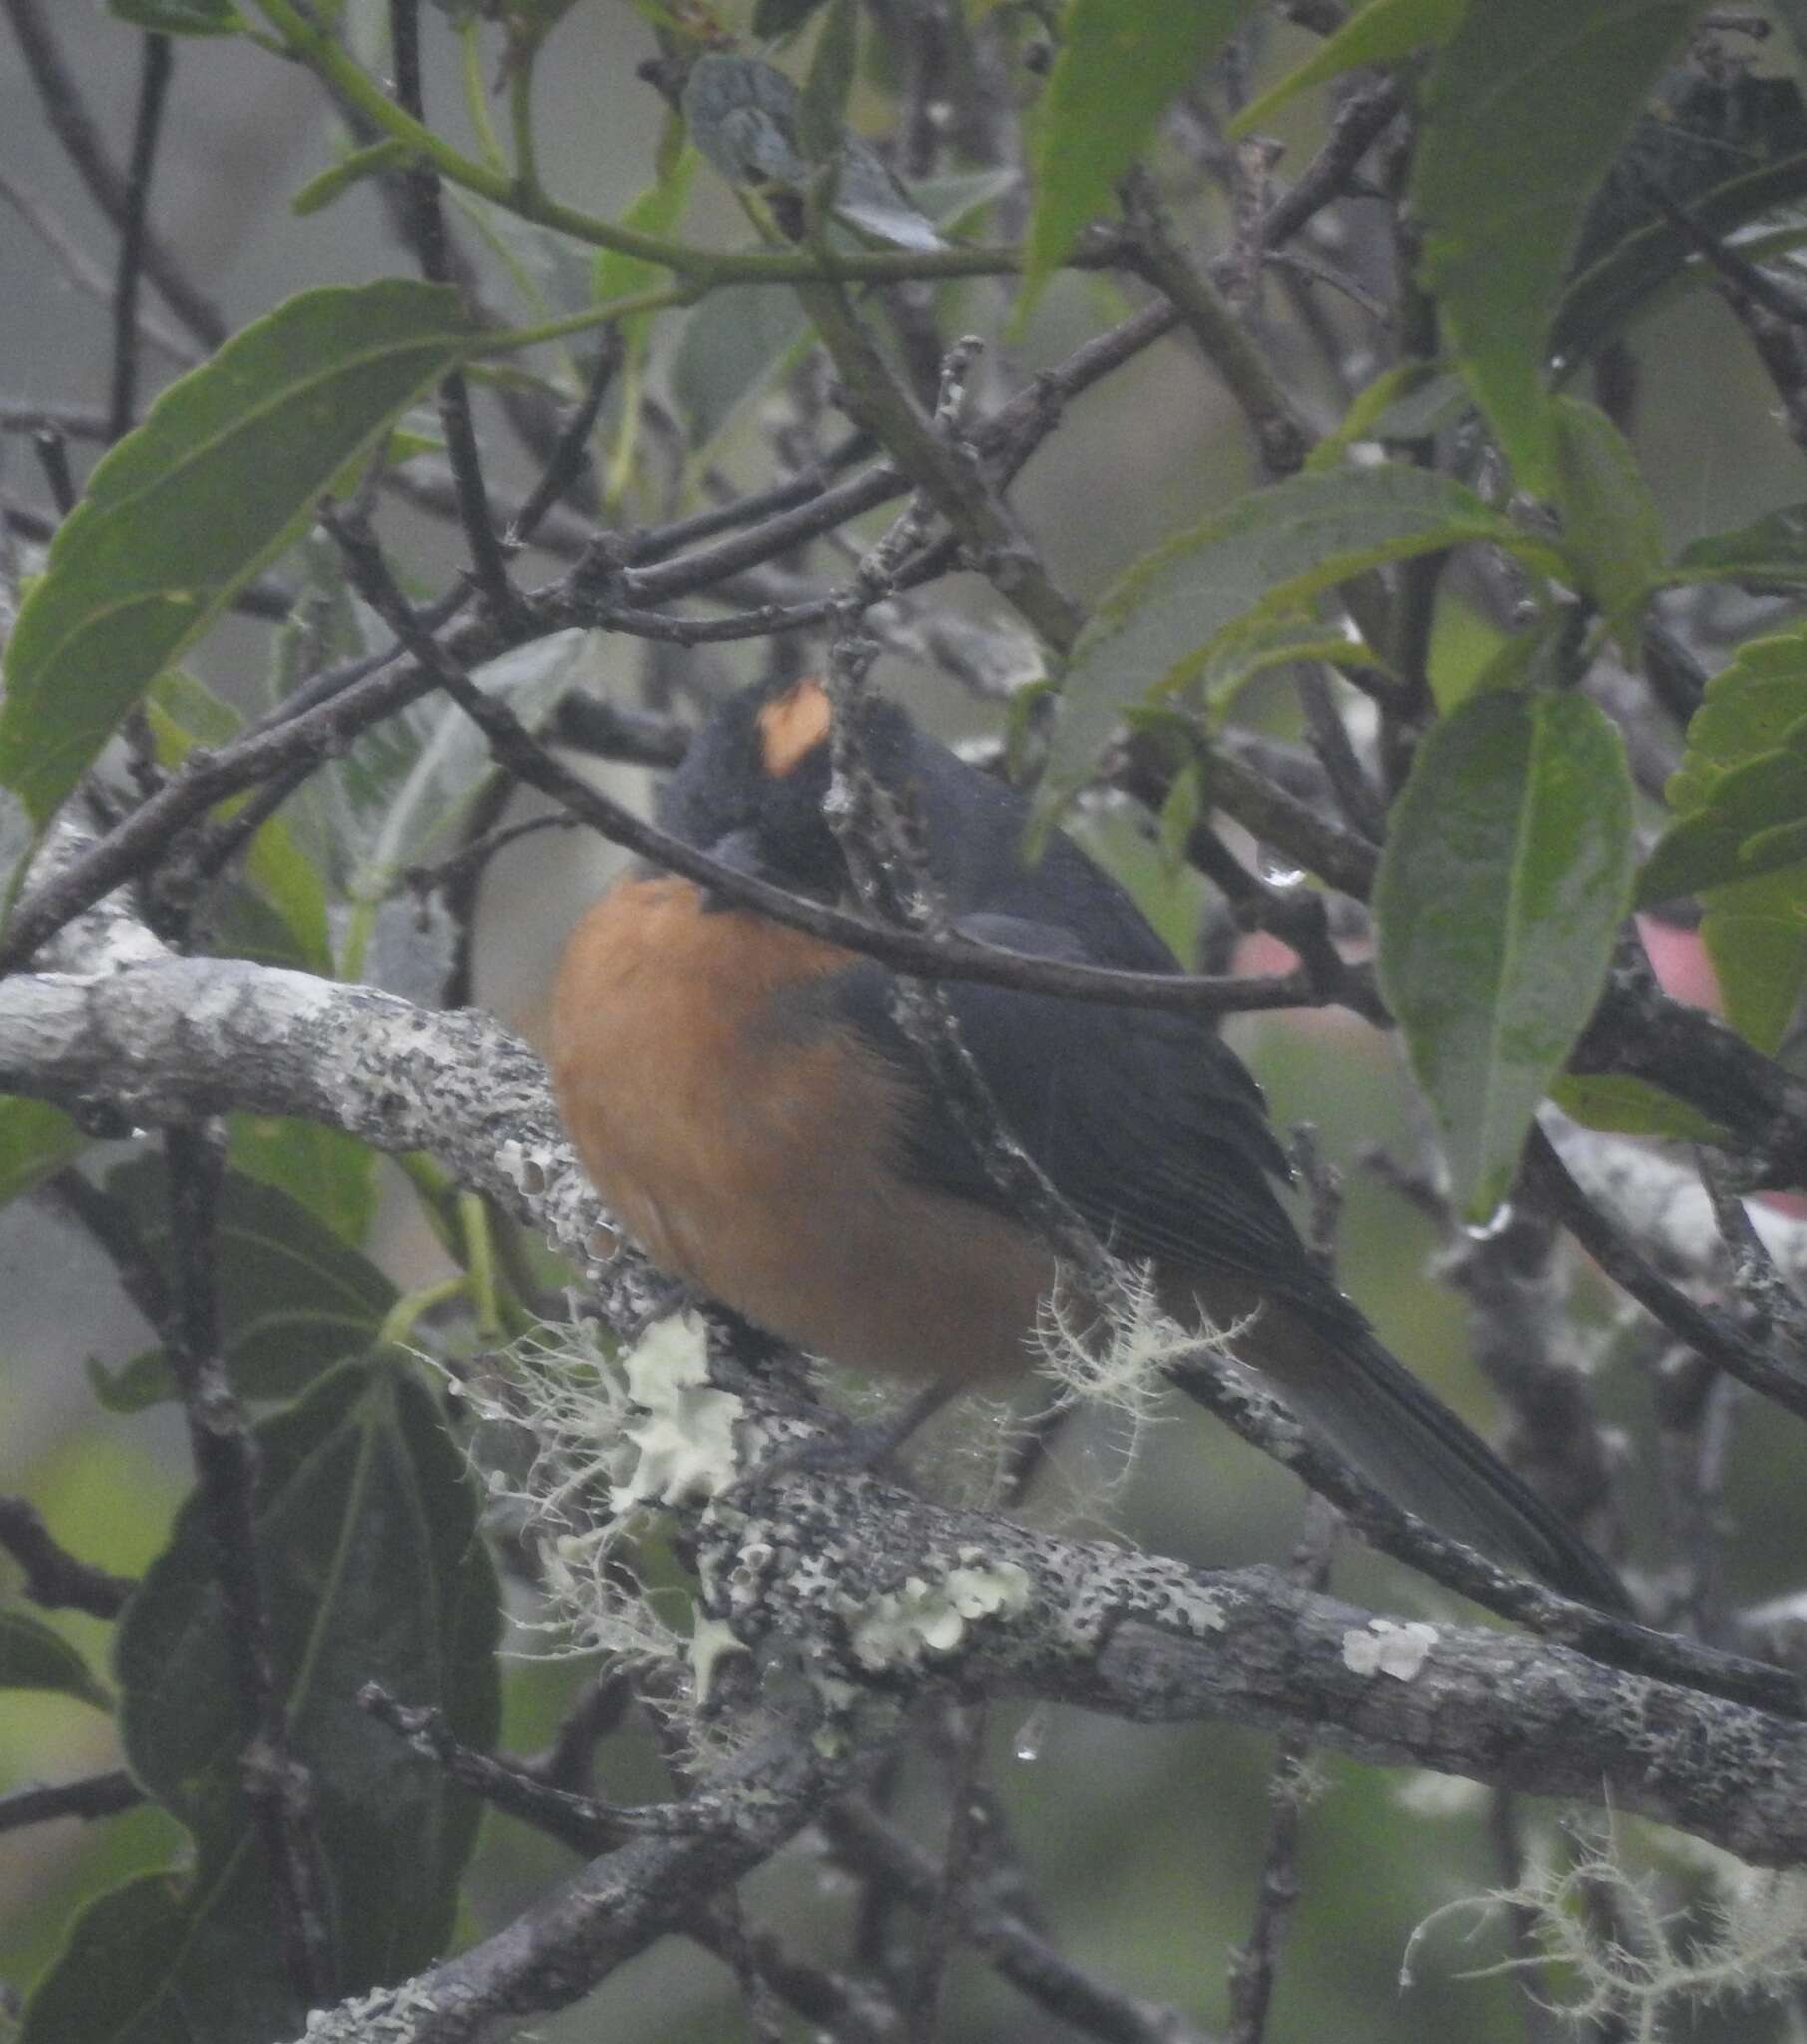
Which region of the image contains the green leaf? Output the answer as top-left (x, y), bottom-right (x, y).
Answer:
top-left (1665, 633), bottom-right (1807, 813)
top-left (1039, 465), bottom-right (1556, 820)
top-left (1022, 0), bottom-right (1262, 310)
top-left (1672, 502), bottom-right (1807, 586)
top-left (88, 1160), bottom-right (396, 1410)
top-left (1550, 395), bottom-right (1663, 652)
top-left (1227, 0), bottom-right (1464, 141)
top-left (1156, 761), bottom-right (1203, 877)
top-left (0, 281), bottom-right (478, 826)
top-left (1375, 690), bottom-right (1635, 1221)
top-left (226, 1116), bottom-right (378, 1247)
top-left (1637, 729), bottom-right (1807, 904)
top-left (1194, 618), bottom-right (1390, 725)
top-left (0, 1096), bottom-right (87, 1208)
top-left (108, 0), bottom-right (242, 30)
top-left (1555, 68), bottom-right (1807, 371)
top-left (1412, 0), bottom-right (1708, 494)
top-left (1638, 633), bottom-right (1807, 904)
top-left (592, 139), bottom-right (699, 506)
top-left (672, 285), bottom-right (813, 456)
top-left (681, 49), bottom-right (939, 249)
top-left (1702, 865), bottom-right (1807, 1056)
top-left (0, 1609), bottom-right (112, 1712)
top-left (346, 628), bottom-right (602, 907)
top-left (1548, 1072), bottom-right (1729, 1144)
top-left (1305, 362), bottom-right (1470, 474)
top-left (24, 1358), bottom-right (499, 2044)
top-left (20, 1874), bottom-right (193, 2044)
top-left (591, 140), bottom-right (698, 325)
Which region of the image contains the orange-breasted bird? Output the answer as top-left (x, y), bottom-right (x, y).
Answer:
top-left (550, 676), bottom-right (1625, 1611)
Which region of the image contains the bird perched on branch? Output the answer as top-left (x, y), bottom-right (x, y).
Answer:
top-left (550, 675), bottom-right (1625, 1612)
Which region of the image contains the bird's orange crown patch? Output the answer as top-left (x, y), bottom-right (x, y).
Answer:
top-left (756, 678), bottom-right (832, 778)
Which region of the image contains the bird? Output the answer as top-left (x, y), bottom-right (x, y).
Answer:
top-left (549, 674), bottom-right (1626, 1612)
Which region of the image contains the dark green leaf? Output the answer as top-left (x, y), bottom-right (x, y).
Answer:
top-left (1742, 816), bottom-right (1807, 871)
top-left (0, 281), bottom-right (477, 826)
top-left (1375, 690), bottom-right (1635, 1221)
top-left (20, 1874), bottom-right (195, 2044)
top-left (684, 51), bottom-right (813, 189)
top-left (1673, 502), bottom-right (1807, 586)
top-left (680, 48), bottom-right (938, 248)
top-left (1039, 465), bottom-right (1557, 822)
top-left (1550, 396), bottom-right (1663, 651)
top-left (0, 1096), bottom-right (87, 1208)
top-left (912, 166), bottom-right (1021, 235)
top-left (1412, 0), bottom-right (1707, 493)
top-left (344, 628), bottom-right (602, 908)
top-left (25, 1358), bottom-right (500, 2044)
top-left (108, 0), bottom-right (241, 30)
top-left (227, 1116), bottom-right (378, 1246)
top-left (593, 136), bottom-right (697, 323)
top-left (1022, 0), bottom-right (1261, 309)
top-left (0, 1609), bottom-right (112, 1711)
top-left (88, 1160), bottom-right (395, 1409)
top-left (1556, 67), bottom-right (1807, 370)
top-left (1666, 633), bottom-right (1807, 812)
top-left (1701, 865), bottom-right (1807, 1055)
top-left (1638, 633), bottom-right (1807, 905)
top-left (1637, 729), bottom-right (1807, 904)
top-left (1548, 1073), bottom-right (1730, 1144)
top-left (1306, 363), bottom-right (1470, 474)
top-left (1156, 762), bottom-right (1203, 877)
top-left (671, 284), bottom-right (813, 452)
top-left (1227, 0), bottom-right (1464, 141)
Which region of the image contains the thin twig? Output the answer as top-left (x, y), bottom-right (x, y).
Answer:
top-left (1226, 1504), bottom-right (1334, 2044)
top-left (29, 434), bottom-right (76, 518)
top-left (505, 328), bottom-right (626, 550)
top-left (38, 1166), bottom-right (174, 1341)
top-left (826, 1799), bottom-right (1213, 2044)
top-left (358, 1683), bottom-right (715, 1847)
top-left (1525, 1128), bottom-right (1807, 1423)
top-left (1124, 166), bottom-right (1311, 476)
top-left (388, 0), bottom-right (516, 621)
top-left (0, 1768), bottom-right (143, 1836)
top-left (0, 171), bottom-right (199, 372)
top-left (161, 1121), bottom-right (334, 2007)
top-left (910, 1703), bottom-right (989, 2042)
top-left (109, 33), bottom-right (175, 444)
top-left (2, 0), bottom-right (226, 349)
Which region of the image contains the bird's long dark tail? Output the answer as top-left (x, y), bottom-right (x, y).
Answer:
top-left (1218, 1302), bottom-right (1629, 1613)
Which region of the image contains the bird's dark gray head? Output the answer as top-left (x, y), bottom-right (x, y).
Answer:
top-left (658, 677), bottom-right (914, 902)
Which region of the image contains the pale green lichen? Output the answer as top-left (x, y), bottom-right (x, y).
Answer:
top-left (688, 1613), bottom-right (749, 1705)
top-left (1405, 1831), bottom-right (1807, 2040)
top-left (1342, 1617), bottom-right (1439, 1680)
top-left (611, 1314), bottom-right (743, 1510)
top-left (845, 1548), bottom-right (1033, 1672)
top-left (1030, 1264), bottom-right (1257, 1523)
top-left (451, 1310), bottom-right (742, 1678)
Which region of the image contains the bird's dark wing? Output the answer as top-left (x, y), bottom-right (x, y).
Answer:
top-left (830, 912), bottom-right (1333, 1316)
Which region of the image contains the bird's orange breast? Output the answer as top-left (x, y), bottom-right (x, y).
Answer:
top-left (549, 875), bottom-right (1052, 1382)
